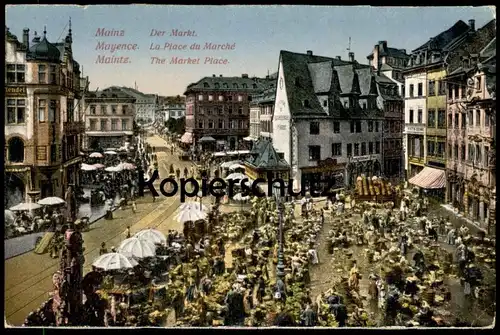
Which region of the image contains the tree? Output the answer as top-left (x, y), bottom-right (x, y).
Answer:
top-left (166, 117), bottom-right (185, 134)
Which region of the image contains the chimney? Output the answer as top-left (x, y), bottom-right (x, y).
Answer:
top-left (373, 44), bottom-right (380, 72)
top-left (306, 50), bottom-right (313, 56)
top-left (349, 52), bottom-right (355, 62)
top-left (242, 74), bottom-right (248, 78)
top-left (22, 28), bottom-right (29, 49)
top-left (468, 19), bottom-right (475, 31)
top-left (212, 74), bottom-right (216, 77)
top-left (220, 74), bottom-right (222, 77)
top-left (336, 56), bottom-right (341, 60)
top-left (400, 49), bottom-right (406, 54)
top-left (266, 75), bottom-right (270, 79)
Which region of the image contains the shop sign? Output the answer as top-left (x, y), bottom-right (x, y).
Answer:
top-left (5, 86), bottom-right (27, 97)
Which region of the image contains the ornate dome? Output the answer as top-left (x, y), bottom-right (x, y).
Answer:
top-left (28, 31), bottom-right (60, 62)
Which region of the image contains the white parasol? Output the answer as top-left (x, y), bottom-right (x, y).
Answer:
top-left (135, 228), bottom-right (167, 245)
top-left (92, 163), bottom-right (105, 169)
top-left (179, 202), bottom-right (208, 212)
top-left (81, 163), bottom-right (97, 171)
top-left (38, 197), bottom-right (66, 206)
top-left (220, 160), bottom-right (242, 169)
top-left (226, 172), bottom-right (247, 181)
top-left (10, 202), bottom-right (42, 211)
top-left (89, 152), bottom-right (103, 158)
top-left (176, 207), bottom-right (207, 223)
top-left (92, 253), bottom-right (138, 271)
top-left (113, 165), bottom-right (124, 172)
top-left (119, 162), bottom-right (136, 170)
top-left (229, 163), bottom-right (245, 171)
top-left (118, 237), bottom-right (156, 258)
top-left (104, 151), bottom-right (117, 155)
top-left (5, 210), bottom-right (15, 225)
top-left (233, 193), bottom-right (250, 201)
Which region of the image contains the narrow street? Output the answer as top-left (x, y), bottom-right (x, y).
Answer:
top-left (4, 136), bottom-right (195, 326)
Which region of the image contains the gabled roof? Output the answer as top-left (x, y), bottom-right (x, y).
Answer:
top-left (308, 62), bottom-right (333, 93)
top-left (480, 37), bottom-right (496, 60)
top-left (246, 139), bottom-right (289, 169)
top-left (367, 47), bottom-right (410, 60)
top-left (185, 75), bottom-right (273, 93)
top-left (413, 20), bottom-right (470, 52)
top-left (355, 67), bottom-right (376, 96)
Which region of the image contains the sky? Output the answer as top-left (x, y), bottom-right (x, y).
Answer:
top-left (5, 5), bottom-right (496, 97)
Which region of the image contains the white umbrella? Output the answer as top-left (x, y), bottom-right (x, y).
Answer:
top-left (105, 166), bottom-right (118, 172)
top-left (38, 197), bottom-right (66, 206)
top-left (89, 152), bottom-right (103, 158)
top-left (104, 151), bottom-right (117, 155)
top-left (233, 193), bottom-right (250, 201)
top-left (10, 202), bottom-right (42, 211)
top-left (5, 210), bottom-right (15, 225)
top-left (119, 162), bottom-right (136, 170)
top-left (81, 163), bottom-right (97, 171)
top-left (118, 237), bottom-right (156, 258)
top-left (220, 160), bottom-right (241, 169)
top-left (92, 163), bottom-right (105, 169)
top-left (229, 163), bottom-right (245, 171)
top-left (179, 202), bottom-right (208, 211)
top-left (226, 172), bottom-right (247, 181)
top-left (176, 207), bottom-right (207, 223)
top-left (92, 253), bottom-right (138, 271)
top-left (113, 165), bottom-right (124, 172)
top-left (135, 228), bottom-right (167, 245)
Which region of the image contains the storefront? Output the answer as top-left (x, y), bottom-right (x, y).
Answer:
top-left (301, 158), bottom-right (346, 193)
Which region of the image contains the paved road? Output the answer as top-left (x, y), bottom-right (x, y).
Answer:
top-left (4, 136), bottom-right (195, 326)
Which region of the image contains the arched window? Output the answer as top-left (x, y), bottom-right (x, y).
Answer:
top-left (203, 82), bottom-right (210, 88)
top-left (253, 83), bottom-right (258, 89)
top-left (111, 94), bottom-right (117, 98)
top-left (303, 99), bottom-right (310, 108)
top-left (223, 83), bottom-right (228, 88)
top-left (323, 100), bottom-right (328, 107)
top-left (295, 78), bottom-right (300, 87)
top-left (233, 83), bottom-right (238, 89)
top-left (214, 83), bottom-right (220, 89)
top-left (8, 137), bottom-right (24, 162)
top-left (242, 83), bottom-right (247, 89)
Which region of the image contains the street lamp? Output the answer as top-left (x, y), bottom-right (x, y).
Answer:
top-left (273, 184), bottom-right (286, 279)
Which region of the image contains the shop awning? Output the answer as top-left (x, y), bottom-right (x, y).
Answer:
top-left (213, 152), bottom-right (227, 157)
top-left (408, 167), bottom-right (446, 189)
top-left (216, 140), bottom-right (226, 145)
top-left (180, 132), bottom-right (193, 144)
top-left (237, 150), bottom-right (250, 154)
top-left (199, 136), bottom-right (216, 142)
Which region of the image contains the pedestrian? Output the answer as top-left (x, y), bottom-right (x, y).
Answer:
top-left (99, 242), bottom-right (108, 256)
top-left (125, 226), bottom-right (131, 239)
top-left (447, 229), bottom-right (456, 245)
top-left (330, 296), bottom-right (348, 327)
top-left (301, 303), bottom-right (317, 327)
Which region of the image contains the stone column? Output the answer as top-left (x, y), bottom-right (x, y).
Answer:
top-left (479, 196), bottom-right (485, 224)
top-left (463, 185), bottom-right (469, 216)
top-left (489, 189), bottom-right (496, 235)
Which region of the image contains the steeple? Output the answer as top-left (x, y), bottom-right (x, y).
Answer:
top-left (65, 18), bottom-right (73, 44)
top-left (43, 26), bottom-right (47, 38)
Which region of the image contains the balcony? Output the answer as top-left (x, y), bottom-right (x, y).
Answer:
top-left (404, 123), bottom-right (425, 135)
top-left (63, 121), bottom-right (85, 134)
top-left (408, 155), bottom-right (425, 165)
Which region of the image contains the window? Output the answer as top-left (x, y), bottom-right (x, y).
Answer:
top-left (207, 108), bottom-right (212, 116)
top-left (438, 80), bottom-right (446, 95)
top-left (333, 121), bottom-right (340, 133)
top-left (427, 140), bottom-right (435, 156)
top-left (417, 83), bottom-right (423, 97)
top-left (50, 144), bottom-right (57, 163)
top-left (219, 95), bottom-right (224, 101)
top-left (454, 144), bottom-right (458, 160)
top-left (375, 121), bottom-right (379, 132)
top-left (437, 110), bottom-right (445, 128)
top-left (417, 109), bottom-right (423, 123)
top-left (368, 121), bottom-right (374, 132)
top-left (38, 99), bottom-right (46, 122)
top-left (375, 141), bottom-right (380, 154)
top-left (485, 113), bottom-right (490, 127)
top-left (369, 142), bottom-right (373, 154)
top-left (237, 106), bottom-right (242, 115)
top-left (453, 113), bottom-right (459, 128)
top-left (218, 119), bottom-right (224, 129)
top-left (228, 96), bottom-right (233, 101)
top-left (6, 64), bottom-right (26, 83)
top-left (310, 122), bottom-right (320, 135)
top-left (90, 119), bottom-right (97, 130)
top-left (111, 105), bottom-right (117, 114)
top-left (468, 110), bottom-right (473, 126)
top-left (99, 105), bottom-right (106, 114)
top-left (8, 137), bottom-right (24, 162)
top-left (468, 144), bottom-right (474, 162)
top-left (208, 120), bottom-right (214, 129)
top-left (347, 143), bottom-right (353, 157)
top-left (198, 95), bottom-right (203, 101)
top-left (122, 105), bottom-right (128, 114)
top-left (198, 120), bottom-right (204, 128)
top-left (484, 146), bottom-right (489, 166)
top-left (304, 99), bottom-right (310, 108)
top-left (217, 107), bottom-right (223, 115)
top-left (427, 109), bottom-right (436, 127)
top-left (461, 114), bottom-right (465, 129)
top-left (238, 95), bottom-right (243, 102)
top-left (111, 119), bottom-right (118, 130)
top-left (48, 100), bottom-right (57, 123)
top-left (475, 110), bottom-right (481, 127)
top-left (248, 96), bottom-right (252, 102)
top-left (309, 146), bottom-right (321, 160)
top-left (38, 65), bottom-right (47, 83)
top-left (448, 84), bottom-right (454, 99)
top-left (332, 143), bottom-right (342, 156)
top-left (228, 107), bottom-right (233, 114)
top-left (100, 119), bottom-right (107, 131)
top-left (242, 83), bottom-right (247, 89)
top-left (208, 95), bottom-right (213, 101)
top-left (203, 82), bottom-right (209, 88)
top-left (475, 144), bottom-right (481, 164)
top-left (121, 119), bottom-right (128, 130)
top-left (350, 121), bottom-right (355, 133)
top-left (428, 80), bottom-right (435, 96)
top-left (476, 76), bottom-right (482, 91)
top-left (409, 84), bottom-right (414, 97)
top-left (355, 121), bottom-right (361, 133)
top-left (409, 109), bottom-right (414, 123)
top-left (361, 142), bottom-right (367, 155)
top-left (461, 145), bottom-right (465, 161)
top-left (354, 143), bottom-right (360, 156)
top-left (324, 100), bottom-right (328, 107)
top-left (49, 65), bottom-right (57, 84)
top-left (362, 102), bottom-right (366, 110)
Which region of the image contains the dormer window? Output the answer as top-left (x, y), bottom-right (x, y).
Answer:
top-left (214, 83), bottom-right (220, 89)
top-left (295, 78), bottom-right (300, 87)
top-left (242, 83), bottom-right (247, 89)
top-left (203, 82), bottom-right (209, 88)
top-left (223, 83), bottom-right (228, 88)
top-left (111, 94), bottom-right (117, 98)
top-left (233, 83), bottom-right (238, 89)
top-left (303, 99), bottom-right (310, 108)
top-left (253, 84), bottom-right (258, 89)
top-left (323, 100), bottom-right (328, 107)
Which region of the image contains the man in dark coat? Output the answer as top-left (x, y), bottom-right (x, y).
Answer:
top-left (301, 303), bottom-right (317, 326)
top-left (330, 296), bottom-right (348, 327)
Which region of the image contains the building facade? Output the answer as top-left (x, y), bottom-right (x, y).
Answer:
top-left (249, 82), bottom-right (276, 140)
top-left (445, 35), bottom-right (496, 232)
top-left (183, 74), bottom-right (274, 152)
top-left (272, 50), bottom-right (384, 191)
top-left (164, 103), bottom-right (185, 121)
top-left (83, 87), bottom-right (136, 150)
top-left (5, 25), bottom-right (84, 203)
top-left (116, 87), bottom-right (157, 124)
top-left (403, 20), bottom-right (473, 196)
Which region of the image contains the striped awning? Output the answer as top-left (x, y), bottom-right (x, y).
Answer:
top-left (408, 167), bottom-right (446, 189)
